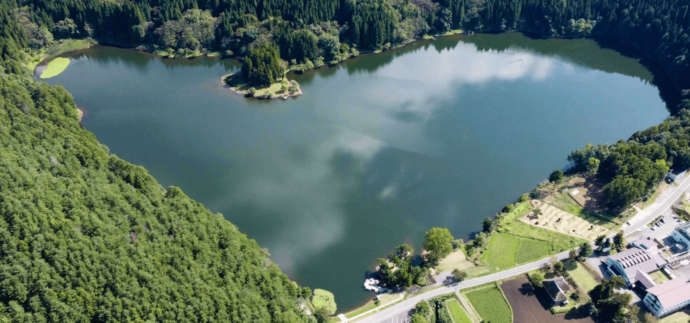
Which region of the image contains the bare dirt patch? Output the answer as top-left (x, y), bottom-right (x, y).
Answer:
top-left (500, 276), bottom-right (593, 323)
top-left (521, 200), bottom-right (611, 241)
top-left (437, 250), bottom-right (490, 276)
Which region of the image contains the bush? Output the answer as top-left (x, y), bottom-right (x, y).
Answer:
top-left (549, 170), bottom-right (564, 183)
top-left (311, 289), bottom-right (337, 315)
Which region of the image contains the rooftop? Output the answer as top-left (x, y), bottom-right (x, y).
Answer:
top-left (646, 279), bottom-right (690, 310)
top-left (544, 276), bottom-right (570, 303)
top-left (677, 223), bottom-right (690, 241)
top-left (635, 270), bottom-right (656, 289)
top-left (609, 247), bottom-right (664, 280)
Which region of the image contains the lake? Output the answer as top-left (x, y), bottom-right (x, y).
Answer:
top-left (45, 32), bottom-right (668, 310)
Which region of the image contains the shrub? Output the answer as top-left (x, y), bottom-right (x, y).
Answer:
top-left (311, 289), bottom-right (337, 315)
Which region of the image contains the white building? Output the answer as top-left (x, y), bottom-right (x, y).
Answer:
top-left (643, 279), bottom-right (690, 317)
top-left (604, 247), bottom-right (664, 287)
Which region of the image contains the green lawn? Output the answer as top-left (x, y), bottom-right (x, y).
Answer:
top-left (516, 237), bottom-right (552, 263)
top-left (480, 202), bottom-right (585, 271)
top-left (444, 298), bottom-right (472, 323)
top-left (344, 301), bottom-right (376, 318)
top-left (482, 233), bottom-right (520, 270)
top-left (482, 231), bottom-right (578, 271)
top-left (40, 57), bottom-right (71, 79)
top-left (465, 284), bottom-right (512, 323)
top-left (569, 263), bottom-right (599, 293)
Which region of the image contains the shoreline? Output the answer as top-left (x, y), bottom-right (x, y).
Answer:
top-left (221, 73), bottom-right (303, 100)
top-left (30, 39), bottom-right (96, 76)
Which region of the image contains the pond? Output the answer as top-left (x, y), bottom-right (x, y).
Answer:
top-left (45, 32), bottom-right (668, 310)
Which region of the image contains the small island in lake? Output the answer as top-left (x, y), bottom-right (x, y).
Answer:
top-left (223, 44), bottom-right (302, 100)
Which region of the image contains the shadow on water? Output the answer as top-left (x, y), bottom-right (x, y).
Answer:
top-left (295, 32), bottom-right (673, 112)
top-left (65, 46), bottom-right (233, 72)
top-left (461, 33), bottom-right (654, 83)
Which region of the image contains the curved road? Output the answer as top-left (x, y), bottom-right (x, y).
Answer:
top-left (359, 250), bottom-right (571, 323)
top-left (360, 172), bottom-right (690, 323)
top-left (623, 172), bottom-right (690, 235)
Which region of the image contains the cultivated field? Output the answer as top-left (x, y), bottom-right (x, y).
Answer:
top-left (500, 276), bottom-right (593, 323)
top-left (464, 283), bottom-right (512, 323)
top-left (444, 298), bottom-right (472, 323)
top-left (521, 200), bottom-right (611, 241)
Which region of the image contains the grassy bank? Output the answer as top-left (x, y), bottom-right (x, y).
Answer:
top-left (479, 202), bottom-right (585, 272)
top-left (39, 57), bottom-right (70, 79)
top-left (27, 38), bottom-right (95, 73)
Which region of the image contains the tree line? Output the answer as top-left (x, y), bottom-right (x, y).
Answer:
top-left (7, 0), bottom-right (690, 95)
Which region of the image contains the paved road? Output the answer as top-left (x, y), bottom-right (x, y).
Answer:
top-left (623, 172), bottom-right (690, 235)
top-left (359, 173), bottom-right (690, 323)
top-left (358, 251), bottom-right (571, 323)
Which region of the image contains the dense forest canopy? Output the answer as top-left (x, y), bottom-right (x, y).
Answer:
top-left (0, 5), bottom-right (314, 321)
top-left (0, 78), bottom-right (315, 322)
top-left (0, 75), bottom-right (313, 322)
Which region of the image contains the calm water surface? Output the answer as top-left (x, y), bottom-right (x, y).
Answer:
top-left (46, 33), bottom-right (668, 310)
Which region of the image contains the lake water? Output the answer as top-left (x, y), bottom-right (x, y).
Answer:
top-left (46, 33), bottom-right (668, 310)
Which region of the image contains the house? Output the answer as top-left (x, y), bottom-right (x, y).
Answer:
top-left (604, 247), bottom-right (664, 287)
top-left (544, 276), bottom-right (571, 306)
top-left (643, 279), bottom-right (690, 317)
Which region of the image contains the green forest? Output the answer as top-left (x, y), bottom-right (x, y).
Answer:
top-left (6, 0), bottom-right (689, 97)
top-left (1, 0), bottom-right (690, 321)
top-left (0, 5), bottom-right (315, 322)
top-left (0, 73), bottom-right (313, 321)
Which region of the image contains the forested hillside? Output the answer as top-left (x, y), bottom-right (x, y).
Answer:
top-left (9, 0), bottom-right (690, 108)
top-left (0, 77), bottom-right (312, 322)
top-left (0, 6), bottom-right (312, 322)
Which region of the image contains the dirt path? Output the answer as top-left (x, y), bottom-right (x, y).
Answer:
top-left (455, 291), bottom-right (481, 322)
top-left (500, 276), bottom-right (593, 323)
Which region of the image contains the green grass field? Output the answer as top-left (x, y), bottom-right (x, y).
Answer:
top-left (40, 57), bottom-right (71, 79)
top-left (516, 237), bottom-right (552, 263)
top-left (444, 298), bottom-right (472, 323)
top-left (480, 202), bottom-right (584, 271)
top-left (465, 284), bottom-right (512, 323)
top-left (569, 263), bottom-right (599, 293)
top-left (482, 233), bottom-right (520, 270)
